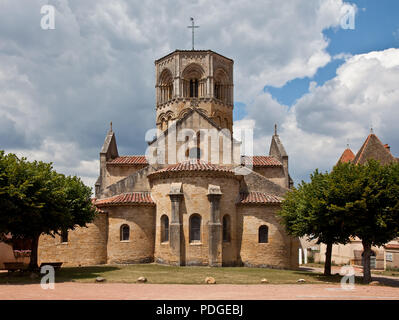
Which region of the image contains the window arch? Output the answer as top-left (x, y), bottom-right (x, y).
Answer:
top-left (223, 215), bottom-right (231, 242)
top-left (188, 147), bottom-right (201, 160)
top-left (182, 63), bottom-right (204, 98)
top-left (214, 68), bottom-right (230, 103)
top-left (224, 118), bottom-right (229, 129)
top-left (258, 225), bottom-right (268, 243)
top-left (190, 79), bottom-right (199, 97)
top-left (189, 214), bottom-right (201, 242)
top-left (61, 229), bottom-right (68, 243)
top-left (159, 68), bottom-right (173, 104)
top-left (161, 215), bottom-right (169, 242)
top-left (187, 131), bottom-right (202, 160)
top-left (120, 224), bottom-right (130, 241)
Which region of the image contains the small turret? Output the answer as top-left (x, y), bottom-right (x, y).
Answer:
top-left (95, 122), bottom-right (119, 197)
top-left (269, 124), bottom-right (290, 188)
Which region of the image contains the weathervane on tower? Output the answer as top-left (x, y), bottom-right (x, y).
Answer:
top-left (187, 17), bottom-right (199, 50)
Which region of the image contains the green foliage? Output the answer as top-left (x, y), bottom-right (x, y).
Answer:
top-left (279, 159), bottom-right (399, 282)
top-left (279, 160), bottom-right (399, 247)
top-left (0, 150), bottom-right (97, 240)
top-left (333, 160), bottom-right (399, 247)
top-left (278, 168), bottom-right (351, 245)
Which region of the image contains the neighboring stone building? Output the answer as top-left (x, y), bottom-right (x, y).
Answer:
top-left (315, 131), bottom-right (399, 270)
top-left (36, 49), bottom-right (299, 269)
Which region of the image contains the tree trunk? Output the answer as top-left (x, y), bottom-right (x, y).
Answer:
top-left (362, 241), bottom-right (372, 284)
top-left (28, 235), bottom-right (40, 271)
top-left (324, 242), bottom-right (333, 276)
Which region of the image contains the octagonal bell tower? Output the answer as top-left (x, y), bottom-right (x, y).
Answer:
top-left (155, 50), bottom-right (234, 133)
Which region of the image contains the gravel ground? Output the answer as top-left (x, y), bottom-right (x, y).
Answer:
top-left (1, 282), bottom-right (399, 300)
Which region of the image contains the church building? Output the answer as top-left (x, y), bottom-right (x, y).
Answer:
top-left (37, 49), bottom-right (299, 269)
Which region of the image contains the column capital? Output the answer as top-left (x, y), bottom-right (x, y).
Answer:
top-left (207, 184), bottom-right (222, 202)
top-left (168, 193), bottom-right (183, 202)
top-left (207, 193), bottom-right (222, 202)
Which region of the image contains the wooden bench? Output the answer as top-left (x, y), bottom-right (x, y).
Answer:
top-left (4, 262), bottom-right (26, 272)
top-left (40, 262), bottom-right (63, 270)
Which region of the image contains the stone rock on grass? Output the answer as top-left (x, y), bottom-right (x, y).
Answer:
top-left (205, 277), bottom-right (216, 284)
top-left (297, 279), bottom-right (306, 283)
top-left (95, 277), bottom-right (106, 283)
top-left (137, 276), bottom-right (147, 283)
top-left (261, 278), bottom-right (269, 284)
top-left (369, 281), bottom-right (380, 286)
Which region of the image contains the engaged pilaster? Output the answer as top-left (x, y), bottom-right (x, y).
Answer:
top-left (169, 183), bottom-right (184, 266)
top-left (207, 185), bottom-right (223, 267)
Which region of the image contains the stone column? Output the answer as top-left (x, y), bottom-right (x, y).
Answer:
top-left (207, 185), bottom-right (223, 267)
top-left (169, 185), bottom-right (183, 266)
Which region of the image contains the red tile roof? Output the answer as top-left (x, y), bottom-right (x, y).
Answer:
top-left (241, 156), bottom-right (282, 167)
top-left (337, 148), bottom-right (355, 164)
top-left (91, 198), bottom-right (105, 213)
top-left (94, 192), bottom-right (154, 207)
top-left (385, 244), bottom-right (399, 250)
top-left (151, 160), bottom-right (234, 174)
top-left (353, 133), bottom-right (396, 165)
top-left (107, 156), bottom-right (148, 165)
top-left (238, 192), bottom-right (282, 204)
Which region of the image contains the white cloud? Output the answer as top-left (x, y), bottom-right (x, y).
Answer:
top-left (244, 48), bottom-right (399, 182)
top-left (8, 138), bottom-right (99, 189)
top-left (0, 0), bottom-right (357, 190)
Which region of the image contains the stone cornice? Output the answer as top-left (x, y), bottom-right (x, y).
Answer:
top-left (148, 169), bottom-right (239, 181)
top-left (156, 97), bottom-right (234, 110)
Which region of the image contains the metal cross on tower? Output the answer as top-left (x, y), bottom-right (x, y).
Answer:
top-left (187, 17), bottom-right (199, 50)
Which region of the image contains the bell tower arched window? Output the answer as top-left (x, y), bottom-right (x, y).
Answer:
top-left (182, 63), bottom-right (204, 99)
top-left (214, 83), bottom-right (221, 99)
top-left (158, 69), bottom-right (173, 104)
top-left (61, 229), bottom-right (68, 243)
top-left (190, 79), bottom-right (199, 97)
top-left (214, 68), bottom-right (230, 104)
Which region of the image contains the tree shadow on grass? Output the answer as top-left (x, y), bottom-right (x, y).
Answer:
top-left (0, 266), bottom-right (120, 285)
top-left (369, 276), bottom-right (399, 288)
top-left (293, 270), bottom-right (399, 288)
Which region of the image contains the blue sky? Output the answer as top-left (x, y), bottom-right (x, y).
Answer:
top-left (234, 0), bottom-right (399, 119)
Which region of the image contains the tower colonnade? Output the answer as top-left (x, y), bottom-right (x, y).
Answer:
top-left (155, 50), bottom-right (234, 132)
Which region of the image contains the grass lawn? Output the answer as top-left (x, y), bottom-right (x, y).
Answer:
top-left (372, 269), bottom-right (399, 277)
top-left (0, 263), bottom-right (366, 285)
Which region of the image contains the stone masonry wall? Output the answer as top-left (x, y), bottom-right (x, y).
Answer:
top-left (237, 204), bottom-right (298, 269)
top-left (105, 165), bottom-right (147, 189)
top-left (106, 205), bottom-right (155, 264)
top-left (38, 213), bottom-right (108, 266)
top-left (253, 167), bottom-right (286, 189)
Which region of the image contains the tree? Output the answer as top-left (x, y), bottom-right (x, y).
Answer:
top-left (336, 160), bottom-right (399, 283)
top-left (0, 150), bottom-right (97, 270)
top-left (278, 169), bottom-right (352, 275)
top-left (279, 160), bottom-right (399, 283)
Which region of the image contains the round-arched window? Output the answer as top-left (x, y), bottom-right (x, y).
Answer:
top-left (189, 214), bottom-right (201, 242)
top-left (258, 225), bottom-right (268, 243)
top-left (161, 215), bottom-right (169, 242)
top-left (120, 224), bottom-right (130, 241)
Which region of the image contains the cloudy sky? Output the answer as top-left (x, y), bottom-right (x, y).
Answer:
top-left (1, 0), bottom-right (398, 189)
